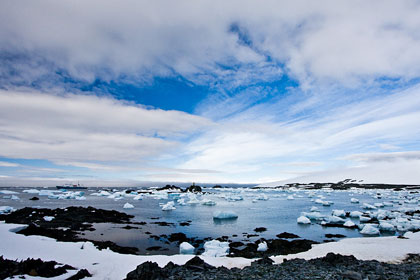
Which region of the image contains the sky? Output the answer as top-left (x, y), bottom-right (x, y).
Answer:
top-left (1, 0), bottom-right (420, 186)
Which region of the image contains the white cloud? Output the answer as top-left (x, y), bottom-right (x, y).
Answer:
top-left (344, 151), bottom-right (420, 163)
top-left (0, 161), bottom-right (20, 167)
top-left (1, 1), bottom-right (420, 87)
top-left (0, 90), bottom-right (211, 163)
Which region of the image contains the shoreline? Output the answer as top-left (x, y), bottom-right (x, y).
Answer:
top-left (1, 221), bottom-right (420, 279)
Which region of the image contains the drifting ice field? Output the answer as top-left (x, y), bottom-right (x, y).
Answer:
top-left (1, 186), bottom-right (420, 255)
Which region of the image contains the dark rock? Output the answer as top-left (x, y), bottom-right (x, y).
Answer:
top-left (151, 221), bottom-right (174, 227)
top-left (168, 232), bottom-right (188, 243)
top-left (179, 222), bottom-right (190, 226)
top-left (325, 234), bottom-right (346, 238)
top-left (184, 256), bottom-right (214, 270)
top-left (185, 184), bottom-right (202, 193)
top-left (0, 256), bottom-right (75, 279)
top-left (156, 185), bottom-right (182, 191)
top-left (254, 227), bottom-right (267, 232)
top-left (29, 197), bottom-right (39, 201)
top-left (66, 269), bottom-right (92, 280)
top-left (252, 256), bottom-right (274, 265)
top-left (213, 185), bottom-right (223, 188)
top-left (276, 232), bottom-right (300, 239)
top-left (341, 270), bottom-right (362, 280)
top-left (125, 261), bottom-right (167, 280)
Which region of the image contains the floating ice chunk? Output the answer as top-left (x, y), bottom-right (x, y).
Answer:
top-left (379, 222), bottom-right (396, 232)
top-left (201, 199), bottom-right (216, 206)
top-left (123, 203), bottom-right (134, 209)
top-left (257, 241), bottom-right (268, 252)
top-left (310, 206), bottom-right (319, 212)
top-left (287, 195), bottom-right (294, 200)
top-left (256, 194), bottom-right (269, 201)
top-left (374, 203), bottom-right (384, 208)
top-left (39, 190), bottom-right (56, 196)
top-left (322, 201), bottom-right (333, 206)
top-left (75, 196), bottom-right (86, 200)
top-left (301, 211), bottom-right (325, 220)
top-left (226, 195), bottom-right (243, 202)
top-left (297, 216), bottom-right (311, 224)
top-left (0, 190), bottom-right (18, 194)
top-left (332, 210), bottom-right (346, 217)
top-left (359, 216), bottom-right (371, 222)
top-left (213, 211), bottom-right (238, 220)
top-left (383, 202), bottom-right (393, 207)
top-left (360, 224), bottom-right (380, 235)
top-left (344, 220), bottom-right (356, 227)
top-left (202, 240), bottom-right (229, 257)
top-left (362, 203), bottom-right (377, 210)
top-left (133, 194), bottom-right (143, 200)
top-left (177, 198), bottom-right (187, 206)
top-left (350, 211), bottom-right (363, 218)
top-left (325, 216), bottom-right (345, 224)
top-left (179, 242), bottom-right (195, 254)
top-left (350, 198), bottom-right (359, 203)
top-left (43, 216), bottom-right (55, 222)
top-left (0, 206), bottom-right (14, 214)
top-left (22, 189), bottom-right (40, 194)
top-left (314, 199), bottom-right (324, 204)
top-left (161, 201), bottom-right (176, 211)
top-left (91, 190), bottom-right (111, 197)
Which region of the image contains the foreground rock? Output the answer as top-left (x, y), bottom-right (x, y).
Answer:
top-left (0, 256), bottom-right (91, 279)
top-left (0, 206), bottom-right (139, 254)
top-left (125, 253), bottom-right (420, 280)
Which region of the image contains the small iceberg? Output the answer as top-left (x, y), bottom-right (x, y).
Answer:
top-left (360, 224), bottom-right (380, 235)
top-left (344, 220), bottom-right (356, 228)
top-left (350, 198), bottom-right (359, 203)
top-left (331, 210), bottom-right (346, 218)
top-left (179, 242), bottom-right (195, 254)
top-left (123, 203), bottom-right (134, 209)
top-left (201, 199), bottom-right (216, 206)
top-left (43, 216), bottom-right (55, 222)
top-left (257, 241), bottom-right (268, 252)
top-left (202, 240), bottom-right (229, 257)
top-left (161, 201), bottom-right (176, 211)
top-left (213, 211), bottom-right (238, 220)
top-left (297, 216), bottom-right (311, 224)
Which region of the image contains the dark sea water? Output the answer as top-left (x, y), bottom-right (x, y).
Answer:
top-left (1, 186), bottom-right (418, 255)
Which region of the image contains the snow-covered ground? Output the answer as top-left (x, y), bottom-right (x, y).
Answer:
top-left (1, 222), bottom-right (420, 279)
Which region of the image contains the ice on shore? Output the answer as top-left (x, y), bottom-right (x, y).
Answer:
top-left (161, 201), bottom-right (176, 211)
top-left (179, 242), bottom-right (195, 254)
top-left (123, 203), bottom-right (134, 209)
top-left (43, 216), bottom-right (55, 222)
top-left (202, 240), bottom-right (229, 257)
top-left (360, 224), bottom-right (380, 235)
top-left (257, 241), bottom-right (268, 252)
top-left (0, 206), bottom-right (14, 214)
top-left (213, 211), bottom-right (238, 220)
top-left (297, 216), bottom-right (311, 224)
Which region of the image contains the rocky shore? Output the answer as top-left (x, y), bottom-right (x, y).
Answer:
top-left (125, 253), bottom-right (420, 280)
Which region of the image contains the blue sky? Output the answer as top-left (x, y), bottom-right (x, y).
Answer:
top-left (1, 1), bottom-right (420, 186)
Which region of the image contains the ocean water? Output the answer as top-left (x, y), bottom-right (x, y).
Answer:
top-left (1, 187), bottom-right (419, 255)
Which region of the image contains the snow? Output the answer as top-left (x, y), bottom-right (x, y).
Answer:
top-left (257, 241), bottom-right (268, 252)
top-left (202, 240), bottom-right (230, 257)
top-left (213, 211), bottom-right (238, 220)
top-left (297, 216), bottom-right (311, 224)
top-left (123, 203), bottom-right (134, 209)
top-left (179, 242), bottom-right (195, 255)
top-left (360, 224), bottom-right (380, 235)
top-left (43, 216), bottom-right (55, 222)
top-left (161, 201), bottom-right (176, 211)
top-left (2, 222), bottom-right (420, 279)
